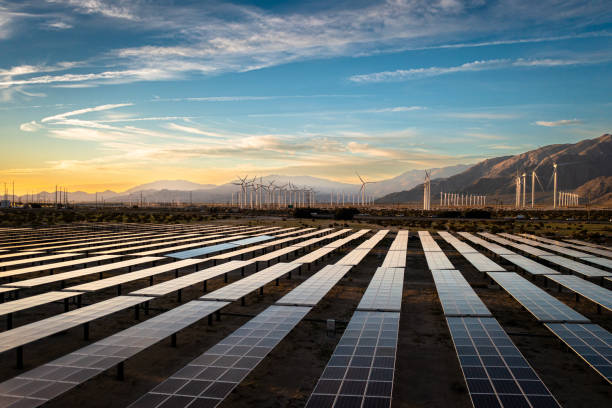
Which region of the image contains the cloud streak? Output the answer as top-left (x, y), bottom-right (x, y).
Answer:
top-left (535, 119), bottom-right (583, 127)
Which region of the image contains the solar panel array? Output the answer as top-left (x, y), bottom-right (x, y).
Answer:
top-left (306, 311), bottom-right (400, 408)
top-left (432, 270), bottom-right (492, 317)
top-left (438, 231), bottom-right (478, 254)
top-left (0, 291), bottom-right (84, 317)
top-left (0, 254), bottom-right (121, 280)
top-left (545, 323), bottom-right (612, 384)
top-left (545, 274), bottom-right (612, 311)
top-left (0, 301), bottom-right (229, 408)
top-left (129, 306), bottom-right (310, 408)
top-left (487, 272), bottom-right (589, 323)
top-left (447, 317), bottom-right (561, 408)
top-left (357, 267), bottom-right (404, 312)
top-left (131, 235), bottom-right (247, 257)
top-left (418, 231), bottom-right (442, 252)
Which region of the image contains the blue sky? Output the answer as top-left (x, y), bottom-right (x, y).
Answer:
top-left (0, 0), bottom-right (611, 193)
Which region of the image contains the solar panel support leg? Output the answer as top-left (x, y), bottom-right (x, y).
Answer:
top-left (259, 287), bottom-right (263, 296)
top-left (256, 263), bottom-right (259, 272)
top-left (224, 273), bottom-right (228, 283)
top-left (145, 301), bottom-right (150, 315)
top-left (117, 284), bottom-right (122, 296)
top-left (216, 310), bottom-right (220, 321)
top-left (61, 280), bottom-right (65, 289)
top-left (116, 362), bottom-right (124, 381)
top-left (83, 322), bottom-right (89, 340)
top-left (203, 281), bottom-right (207, 292)
top-left (597, 304), bottom-right (601, 314)
top-left (16, 346), bottom-right (23, 369)
top-left (213, 259), bottom-right (217, 266)
top-left (6, 313), bottom-right (12, 330)
top-left (208, 315), bottom-right (213, 325)
top-left (558, 284), bottom-right (562, 293)
top-left (575, 293), bottom-right (579, 302)
top-left (134, 304), bottom-right (140, 320)
top-left (175, 269), bottom-right (179, 278)
top-left (128, 266), bottom-right (132, 272)
top-left (171, 333), bottom-right (177, 348)
top-left (64, 298), bottom-right (69, 312)
top-left (149, 276), bottom-right (153, 286)
top-left (177, 289), bottom-right (182, 303)
top-left (99, 272), bottom-right (103, 280)
top-left (77, 295), bottom-right (82, 308)
top-left (275, 278), bottom-right (279, 286)
top-left (241, 296), bottom-right (245, 306)
top-left (288, 272), bottom-right (291, 280)
top-left (241, 267), bottom-right (245, 276)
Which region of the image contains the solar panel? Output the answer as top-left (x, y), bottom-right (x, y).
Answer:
top-left (25, 232), bottom-right (173, 252)
top-left (438, 231), bottom-right (478, 254)
top-left (487, 272), bottom-right (589, 323)
top-left (424, 251), bottom-right (454, 270)
top-left (0, 301), bottom-right (229, 408)
top-left (130, 260), bottom-right (253, 297)
top-left (583, 256), bottom-right (612, 269)
top-left (5, 257), bottom-right (163, 289)
top-left (166, 243), bottom-right (238, 259)
top-left (447, 317), bottom-right (561, 408)
top-left (64, 259), bottom-right (205, 293)
top-left (324, 230), bottom-right (369, 249)
top-left (521, 234), bottom-right (572, 247)
top-left (355, 230), bottom-right (389, 250)
top-left (513, 244), bottom-right (554, 257)
top-left (538, 255), bottom-right (611, 278)
top-left (458, 232), bottom-right (516, 256)
top-left (336, 249), bottom-right (372, 266)
top-left (431, 270), bottom-right (491, 317)
top-left (545, 274), bottom-right (612, 312)
top-left (539, 244), bottom-right (594, 259)
top-left (0, 291), bottom-right (84, 317)
top-left (418, 231), bottom-right (442, 252)
top-left (357, 267), bottom-right (404, 312)
top-left (199, 262), bottom-right (300, 302)
top-left (380, 250), bottom-right (406, 268)
top-left (0, 254), bottom-right (122, 280)
top-left (306, 311), bottom-right (400, 408)
top-left (0, 253), bottom-right (84, 270)
top-left (0, 251), bottom-right (43, 261)
top-left (290, 229), bottom-right (351, 248)
top-left (388, 230), bottom-right (408, 251)
top-left (131, 235), bottom-right (247, 257)
top-left (276, 264), bottom-right (352, 306)
top-left (564, 239), bottom-right (610, 250)
top-left (228, 235), bottom-right (274, 247)
top-left (0, 296), bottom-right (153, 354)
top-left (461, 252), bottom-right (506, 272)
top-left (569, 246), bottom-right (612, 258)
top-left (545, 323), bottom-right (612, 384)
top-left (505, 234), bottom-right (597, 259)
top-left (92, 234), bottom-right (223, 255)
top-left (499, 254), bottom-right (560, 276)
top-left (129, 305), bottom-right (310, 408)
top-left (58, 233), bottom-right (202, 254)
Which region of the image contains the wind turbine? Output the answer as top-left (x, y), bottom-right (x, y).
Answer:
top-left (356, 172), bottom-right (376, 206)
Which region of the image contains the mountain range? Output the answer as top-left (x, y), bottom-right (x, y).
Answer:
top-left (377, 134), bottom-right (612, 206)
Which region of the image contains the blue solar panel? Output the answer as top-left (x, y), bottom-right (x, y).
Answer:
top-left (166, 243), bottom-right (237, 259)
top-left (229, 235), bottom-right (274, 246)
top-left (166, 236), bottom-right (274, 259)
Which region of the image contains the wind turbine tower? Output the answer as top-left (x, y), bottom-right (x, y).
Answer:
top-left (553, 162), bottom-right (558, 209)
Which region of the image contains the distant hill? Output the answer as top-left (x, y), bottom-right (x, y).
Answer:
top-left (376, 134), bottom-right (612, 206)
top-left (126, 180), bottom-right (216, 192)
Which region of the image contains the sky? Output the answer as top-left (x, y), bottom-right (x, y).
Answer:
top-left (0, 0), bottom-right (611, 194)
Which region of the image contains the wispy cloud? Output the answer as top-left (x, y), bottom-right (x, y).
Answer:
top-left (535, 119), bottom-right (583, 127)
top-left (19, 120), bottom-right (43, 132)
top-left (349, 57), bottom-right (596, 83)
top-left (41, 103), bottom-right (133, 123)
top-left (444, 112), bottom-right (518, 120)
